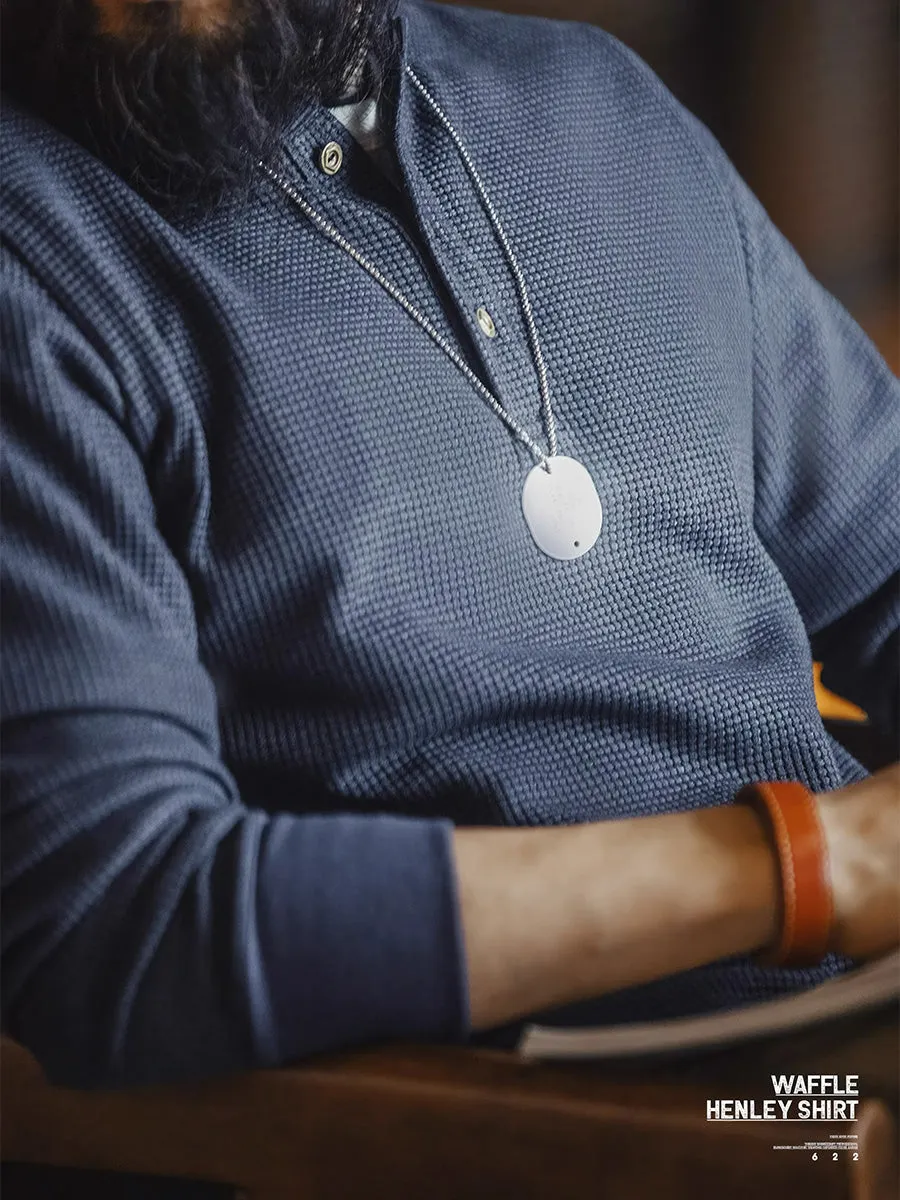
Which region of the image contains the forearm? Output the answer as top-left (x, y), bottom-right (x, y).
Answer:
top-left (454, 803), bottom-right (780, 1031)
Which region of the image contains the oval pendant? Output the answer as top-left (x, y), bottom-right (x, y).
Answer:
top-left (521, 455), bottom-right (603, 560)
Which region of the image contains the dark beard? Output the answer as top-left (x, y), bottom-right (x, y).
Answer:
top-left (1, 0), bottom-right (399, 217)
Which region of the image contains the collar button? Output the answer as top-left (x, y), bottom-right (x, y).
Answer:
top-left (318, 142), bottom-right (344, 176)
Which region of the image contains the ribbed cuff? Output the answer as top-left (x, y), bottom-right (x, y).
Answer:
top-left (256, 812), bottom-right (469, 1063)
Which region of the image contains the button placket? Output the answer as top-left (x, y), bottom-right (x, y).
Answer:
top-left (377, 78), bottom-right (529, 387)
top-left (282, 99), bottom-right (540, 437)
top-left (409, 178), bottom-right (538, 414)
top-left (280, 113), bottom-right (468, 351)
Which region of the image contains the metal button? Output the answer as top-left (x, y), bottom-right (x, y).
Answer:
top-left (476, 306), bottom-right (497, 338)
top-left (318, 142), bottom-right (343, 176)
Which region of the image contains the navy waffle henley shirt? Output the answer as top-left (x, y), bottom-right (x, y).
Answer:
top-left (2, 1), bottom-right (898, 1087)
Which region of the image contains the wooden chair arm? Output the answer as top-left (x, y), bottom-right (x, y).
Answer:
top-left (2, 1035), bottom-right (897, 1200)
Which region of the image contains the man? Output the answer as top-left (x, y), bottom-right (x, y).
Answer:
top-left (1, 0), bottom-right (898, 1090)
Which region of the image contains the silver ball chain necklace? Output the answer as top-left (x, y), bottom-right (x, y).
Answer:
top-left (259, 65), bottom-right (603, 560)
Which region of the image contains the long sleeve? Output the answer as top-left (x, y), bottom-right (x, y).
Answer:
top-left (683, 114), bottom-right (900, 738)
top-left (0, 261), bottom-right (468, 1088)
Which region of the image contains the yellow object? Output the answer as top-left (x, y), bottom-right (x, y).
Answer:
top-left (813, 662), bottom-right (867, 722)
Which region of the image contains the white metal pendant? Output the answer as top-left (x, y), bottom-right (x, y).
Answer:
top-left (521, 455), bottom-right (603, 560)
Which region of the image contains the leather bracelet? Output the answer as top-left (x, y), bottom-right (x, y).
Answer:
top-left (736, 780), bottom-right (833, 967)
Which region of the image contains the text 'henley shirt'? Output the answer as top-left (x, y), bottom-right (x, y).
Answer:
top-left (2, 1), bottom-right (899, 1087)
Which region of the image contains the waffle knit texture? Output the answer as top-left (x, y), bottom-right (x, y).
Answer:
top-left (2, 1), bottom-right (898, 1087)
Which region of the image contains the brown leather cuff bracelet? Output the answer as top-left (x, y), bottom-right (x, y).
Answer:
top-left (736, 780), bottom-right (833, 967)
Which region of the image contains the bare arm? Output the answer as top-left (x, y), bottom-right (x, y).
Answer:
top-left (455, 763), bottom-right (900, 1031)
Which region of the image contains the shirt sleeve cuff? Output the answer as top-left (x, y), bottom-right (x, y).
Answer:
top-left (255, 813), bottom-right (469, 1064)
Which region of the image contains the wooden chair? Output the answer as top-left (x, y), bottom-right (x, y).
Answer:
top-left (3, 1002), bottom-right (898, 1200)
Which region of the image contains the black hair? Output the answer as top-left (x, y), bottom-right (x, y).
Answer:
top-left (1, 0), bottom-right (399, 215)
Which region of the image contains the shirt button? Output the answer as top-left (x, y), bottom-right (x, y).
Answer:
top-left (318, 142), bottom-right (344, 176)
top-left (476, 306), bottom-right (497, 338)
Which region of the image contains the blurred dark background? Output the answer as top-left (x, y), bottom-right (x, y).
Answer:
top-left (448, 0), bottom-right (900, 373)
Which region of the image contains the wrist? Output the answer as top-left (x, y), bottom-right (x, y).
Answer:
top-left (814, 792), bottom-right (845, 954)
top-left (813, 763), bottom-right (900, 961)
top-left (579, 805), bottom-right (781, 989)
top-left (736, 781), bottom-right (834, 966)
top-left (687, 804), bottom-right (781, 958)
